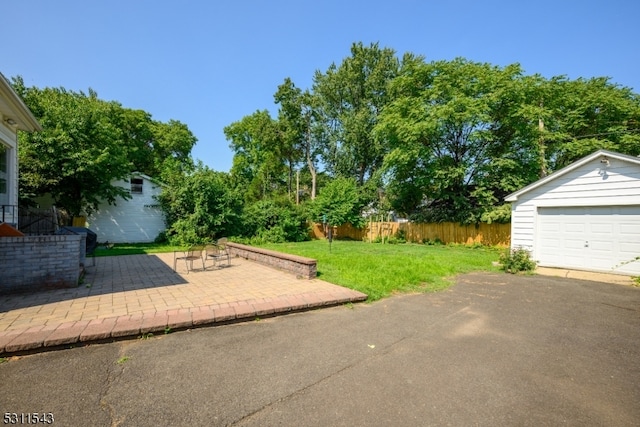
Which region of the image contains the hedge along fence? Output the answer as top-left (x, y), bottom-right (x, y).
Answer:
top-left (310, 222), bottom-right (511, 247)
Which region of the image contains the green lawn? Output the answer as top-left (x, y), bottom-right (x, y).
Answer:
top-left (259, 240), bottom-right (503, 301)
top-left (92, 242), bottom-right (183, 257)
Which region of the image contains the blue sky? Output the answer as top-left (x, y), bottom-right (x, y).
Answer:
top-left (3, 0), bottom-right (638, 172)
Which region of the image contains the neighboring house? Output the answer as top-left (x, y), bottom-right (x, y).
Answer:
top-left (86, 173), bottom-right (166, 243)
top-left (0, 73), bottom-right (42, 226)
top-left (505, 149), bottom-right (640, 275)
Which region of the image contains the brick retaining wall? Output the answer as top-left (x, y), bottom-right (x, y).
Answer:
top-left (226, 242), bottom-right (317, 279)
top-left (0, 235), bottom-right (84, 293)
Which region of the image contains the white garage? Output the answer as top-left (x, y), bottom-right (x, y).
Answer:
top-left (86, 173), bottom-right (166, 243)
top-left (506, 149), bottom-right (640, 276)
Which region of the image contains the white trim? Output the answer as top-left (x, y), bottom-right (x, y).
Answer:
top-left (0, 73), bottom-right (42, 132)
top-left (505, 150), bottom-right (640, 202)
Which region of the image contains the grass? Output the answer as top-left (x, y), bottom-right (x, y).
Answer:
top-left (259, 240), bottom-right (503, 301)
top-left (116, 356), bottom-right (130, 365)
top-left (92, 242), bottom-right (182, 257)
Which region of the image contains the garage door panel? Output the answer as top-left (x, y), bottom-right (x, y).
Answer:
top-left (620, 242), bottom-right (640, 256)
top-left (590, 258), bottom-right (615, 270)
top-left (590, 223), bottom-right (613, 234)
top-left (590, 240), bottom-right (613, 251)
top-left (564, 238), bottom-right (585, 250)
top-left (537, 205), bottom-right (640, 274)
top-left (619, 223), bottom-right (640, 234)
top-left (565, 222), bottom-right (585, 233)
top-left (539, 222), bottom-right (561, 233)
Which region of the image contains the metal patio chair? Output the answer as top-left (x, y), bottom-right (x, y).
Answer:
top-left (204, 239), bottom-right (230, 269)
top-left (173, 245), bottom-right (205, 273)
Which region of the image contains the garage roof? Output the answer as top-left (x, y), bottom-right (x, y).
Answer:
top-left (505, 149), bottom-right (640, 202)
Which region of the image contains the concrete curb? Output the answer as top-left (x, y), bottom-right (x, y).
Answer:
top-left (535, 267), bottom-right (637, 286)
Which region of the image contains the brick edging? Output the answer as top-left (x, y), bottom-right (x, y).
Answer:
top-left (0, 290), bottom-right (367, 356)
top-left (226, 242), bottom-right (317, 279)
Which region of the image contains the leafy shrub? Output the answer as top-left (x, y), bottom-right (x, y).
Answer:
top-left (480, 204), bottom-right (512, 224)
top-left (154, 231), bottom-right (169, 244)
top-left (386, 235), bottom-right (406, 244)
top-left (159, 167), bottom-right (242, 245)
top-left (500, 247), bottom-right (537, 273)
top-left (370, 231), bottom-right (406, 244)
top-left (421, 238), bottom-right (444, 246)
top-left (308, 177), bottom-right (368, 228)
top-left (241, 198), bottom-right (310, 243)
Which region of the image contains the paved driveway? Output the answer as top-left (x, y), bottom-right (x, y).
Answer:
top-left (1, 272), bottom-right (639, 426)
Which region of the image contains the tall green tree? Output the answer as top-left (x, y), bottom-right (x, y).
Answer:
top-left (545, 77), bottom-right (640, 168)
top-left (225, 110), bottom-right (286, 202)
top-left (274, 78), bottom-right (320, 199)
top-left (15, 80), bottom-right (132, 216)
top-left (313, 42), bottom-right (400, 184)
top-left (108, 109), bottom-right (196, 181)
top-left (377, 58), bottom-right (530, 222)
top-left (149, 119), bottom-right (197, 180)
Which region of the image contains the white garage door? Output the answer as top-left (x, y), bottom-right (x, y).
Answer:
top-left (537, 206), bottom-right (640, 275)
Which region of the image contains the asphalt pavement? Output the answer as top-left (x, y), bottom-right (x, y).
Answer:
top-left (1, 272), bottom-right (639, 426)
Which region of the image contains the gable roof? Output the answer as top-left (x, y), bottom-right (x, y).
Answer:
top-left (130, 172), bottom-right (165, 187)
top-left (504, 149), bottom-right (640, 202)
top-left (0, 72), bottom-right (42, 132)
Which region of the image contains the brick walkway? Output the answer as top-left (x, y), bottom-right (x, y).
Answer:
top-left (0, 253), bottom-right (367, 355)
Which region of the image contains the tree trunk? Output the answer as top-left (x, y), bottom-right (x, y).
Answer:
top-left (305, 113), bottom-right (317, 200)
top-left (288, 159), bottom-right (294, 200)
top-left (307, 152), bottom-right (317, 200)
top-left (538, 116), bottom-right (547, 178)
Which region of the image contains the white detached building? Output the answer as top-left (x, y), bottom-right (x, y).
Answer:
top-left (505, 149), bottom-right (640, 276)
top-left (87, 173), bottom-right (166, 243)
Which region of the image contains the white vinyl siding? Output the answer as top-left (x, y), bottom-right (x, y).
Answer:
top-left (87, 174), bottom-right (165, 243)
top-left (0, 124), bottom-right (18, 224)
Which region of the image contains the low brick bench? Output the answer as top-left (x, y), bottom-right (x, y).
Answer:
top-left (226, 242), bottom-right (317, 279)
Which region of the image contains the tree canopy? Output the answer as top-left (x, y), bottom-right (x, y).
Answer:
top-left (12, 76), bottom-right (196, 216)
top-left (227, 42), bottom-right (640, 225)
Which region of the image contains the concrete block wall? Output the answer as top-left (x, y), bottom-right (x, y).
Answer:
top-left (226, 242), bottom-right (317, 279)
top-left (0, 235), bottom-right (84, 293)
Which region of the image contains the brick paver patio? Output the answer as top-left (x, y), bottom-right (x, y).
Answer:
top-left (0, 253), bottom-right (367, 354)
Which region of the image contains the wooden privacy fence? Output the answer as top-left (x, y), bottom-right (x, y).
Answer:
top-left (311, 222), bottom-right (511, 247)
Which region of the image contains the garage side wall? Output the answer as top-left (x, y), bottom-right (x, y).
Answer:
top-left (87, 176), bottom-right (165, 243)
top-left (511, 157), bottom-right (640, 273)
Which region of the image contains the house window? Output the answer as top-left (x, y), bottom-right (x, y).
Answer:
top-left (130, 177), bottom-right (143, 194)
top-left (0, 145), bottom-right (7, 198)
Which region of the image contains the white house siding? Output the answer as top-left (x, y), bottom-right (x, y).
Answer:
top-left (87, 175), bottom-right (165, 243)
top-left (0, 122), bottom-right (18, 225)
top-left (510, 154), bottom-right (640, 275)
top-left (0, 73), bottom-right (42, 226)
